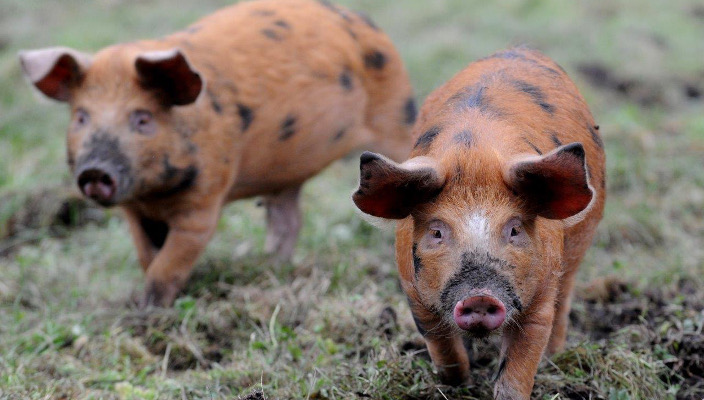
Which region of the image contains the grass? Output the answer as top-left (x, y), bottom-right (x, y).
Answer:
top-left (1, 0), bottom-right (703, 398)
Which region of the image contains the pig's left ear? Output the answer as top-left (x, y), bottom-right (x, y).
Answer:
top-left (505, 142), bottom-right (593, 220)
top-left (135, 49), bottom-right (203, 106)
top-left (353, 151), bottom-right (446, 219)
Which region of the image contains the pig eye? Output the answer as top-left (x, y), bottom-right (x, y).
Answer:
top-left (502, 217), bottom-right (529, 247)
top-left (72, 108), bottom-right (89, 129)
top-left (425, 220), bottom-right (450, 247)
top-left (129, 109), bottom-right (157, 135)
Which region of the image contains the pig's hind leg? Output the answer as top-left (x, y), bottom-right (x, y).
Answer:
top-left (263, 185), bottom-right (302, 261)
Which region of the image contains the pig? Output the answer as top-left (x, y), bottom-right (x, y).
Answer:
top-left (353, 47), bottom-right (605, 399)
top-left (19, 0), bottom-right (416, 307)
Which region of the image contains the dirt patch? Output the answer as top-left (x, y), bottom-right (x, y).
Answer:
top-left (240, 391), bottom-right (267, 400)
top-left (577, 63), bottom-right (664, 106)
top-left (577, 62), bottom-right (703, 108)
top-left (0, 186), bottom-right (106, 255)
top-left (398, 276), bottom-right (704, 399)
top-left (118, 303), bottom-right (242, 371)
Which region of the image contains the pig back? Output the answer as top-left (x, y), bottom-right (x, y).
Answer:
top-left (164, 0), bottom-right (413, 199)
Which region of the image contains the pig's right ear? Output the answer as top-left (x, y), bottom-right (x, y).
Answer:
top-left (18, 47), bottom-right (92, 102)
top-left (135, 49), bottom-right (203, 106)
top-left (353, 151), bottom-right (446, 219)
top-left (504, 142), bottom-right (593, 220)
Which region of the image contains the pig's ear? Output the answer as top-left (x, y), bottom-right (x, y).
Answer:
top-left (353, 151), bottom-right (446, 219)
top-left (505, 142), bottom-right (593, 220)
top-left (19, 47), bottom-right (92, 102)
top-left (135, 49), bottom-right (203, 106)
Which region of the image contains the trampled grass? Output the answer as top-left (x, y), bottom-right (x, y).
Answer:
top-left (1, 0), bottom-right (703, 399)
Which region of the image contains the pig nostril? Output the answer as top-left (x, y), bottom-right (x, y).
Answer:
top-left (100, 174), bottom-right (113, 185)
top-left (487, 305), bottom-right (498, 314)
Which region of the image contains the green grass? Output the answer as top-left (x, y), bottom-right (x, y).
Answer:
top-left (1, 0), bottom-right (703, 398)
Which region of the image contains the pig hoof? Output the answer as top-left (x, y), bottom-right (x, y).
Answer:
top-left (453, 296), bottom-right (506, 334)
top-left (439, 371), bottom-right (471, 387)
top-left (139, 281), bottom-right (179, 309)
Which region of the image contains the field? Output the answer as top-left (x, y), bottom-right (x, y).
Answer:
top-left (1, 0), bottom-right (703, 398)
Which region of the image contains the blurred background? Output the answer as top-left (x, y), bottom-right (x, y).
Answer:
top-left (0, 0), bottom-right (702, 398)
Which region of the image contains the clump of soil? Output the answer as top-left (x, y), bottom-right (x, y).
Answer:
top-left (574, 276), bottom-right (704, 399)
top-left (119, 303), bottom-right (242, 371)
top-left (577, 62), bottom-right (703, 107)
top-left (240, 391), bottom-right (266, 400)
top-left (0, 186), bottom-right (106, 255)
top-left (397, 276), bottom-right (704, 399)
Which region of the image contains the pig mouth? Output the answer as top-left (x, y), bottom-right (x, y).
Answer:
top-left (439, 252), bottom-right (523, 337)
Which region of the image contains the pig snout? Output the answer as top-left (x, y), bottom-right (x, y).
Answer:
top-left (77, 166), bottom-right (118, 206)
top-left (453, 294), bottom-right (506, 334)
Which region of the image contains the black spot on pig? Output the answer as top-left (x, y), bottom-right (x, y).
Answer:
top-left (404, 97), bottom-right (418, 125)
top-left (345, 27), bottom-right (357, 40)
top-left (332, 128), bottom-right (346, 142)
top-left (339, 68), bottom-right (353, 91)
top-left (454, 130), bottom-right (473, 147)
top-left (450, 84), bottom-right (503, 117)
top-left (279, 115), bottom-right (297, 141)
top-left (412, 243), bottom-right (423, 278)
top-left (453, 85), bottom-right (486, 109)
top-left (589, 124), bottom-right (604, 148)
top-left (207, 90), bottom-right (223, 114)
top-left (523, 138), bottom-right (543, 155)
top-left (364, 50), bottom-right (387, 70)
top-left (261, 28), bottom-right (282, 41)
top-left (414, 126), bottom-right (442, 150)
top-left (274, 20), bottom-right (291, 29)
top-left (513, 80), bottom-right (555, 115)
top-left (550, 132), bottom-right (562, 146)
top-left (237, 103), bottom-right (254, 132)
top-left (155, 155), bottom-right (199, 198)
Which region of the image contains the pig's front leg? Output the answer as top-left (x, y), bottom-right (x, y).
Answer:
top-left (411, 305), bottom-right (471, 386)
top-left (139, 206), bottom-right (220, 308)
top-left (493, 292), bottom-right (556, 400)
top-left (122, 208), bottom-right (163, 271)
top-left (263, 185), bottom-right (302, 262)
top-left (425, 333), bottom-right (471, 386)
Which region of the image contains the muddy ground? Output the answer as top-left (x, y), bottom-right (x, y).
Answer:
top-left (2, 188), bottom-right (702, 399)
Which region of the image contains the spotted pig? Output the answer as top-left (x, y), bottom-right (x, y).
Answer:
top-left (353, 48), bottom-right (605, 399)
top-left (20, 0), bottom-right (416, 307)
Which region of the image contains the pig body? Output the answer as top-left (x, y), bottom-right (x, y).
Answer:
top-left (20, 0), bottom-right (415, 306)
top-left (353, 47), bottom-right (605, 398)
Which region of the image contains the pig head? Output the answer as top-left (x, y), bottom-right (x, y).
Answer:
top-left (19, 47), bottom-right (202, 207)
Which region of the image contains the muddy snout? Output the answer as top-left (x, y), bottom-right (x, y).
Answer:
top-left (453, 292), bottom-right (506, 334)
top-left (76, 164), bottom-right (120, 206)
top-left (441, 252), bottom-right (523, 336)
